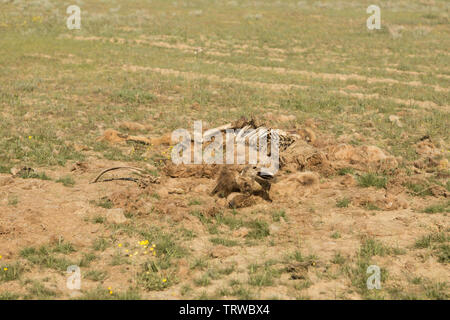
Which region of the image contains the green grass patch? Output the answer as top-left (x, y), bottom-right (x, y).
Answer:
top-left (336, 198), bottom-right (351, 208)
top-left (357, 173), bottom-right (387, 189)
top-left (56, 175), bottom-right (75, 187)
top-left (0, 263), bottom-right (23, 282)
top-left (210, 237), bottom-right (238, 247)
top-left (422, 201), bottom-right (450, 214)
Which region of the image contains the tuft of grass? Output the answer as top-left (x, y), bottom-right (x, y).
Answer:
top-left (331, 252), bottom-right (346, 265)
top-left (0, 292), bottom-right (20, 300)
top-left (337, 168), bottom-right (354, 176)
top-left (248, 272), bottom-right (274, 287)
top-left (8, 195), bottom-right (18, 206)
top-left (84, 270), bottom-right (108, 282)
top-left (336, 198), bottom-right (350, 208)
top-left (190, 210), bottom-right (210, 225)
top-left (288, 250), bottom-right (305, 263)
top-left (248, 263), bottom-right (281, 287)
top-left (228, 280), bottom-right (254, 299)
top-left (151, 234), bottom-right (186, 260)
top-left (112, 88), bottom-right (155, 105)
top-left (424, 281), bottom-right (449, 300)
top-left (0, 263), bottom-right (23, 282)
top-left (26, 281), bottom-right (57, 299)
top-left (422, 201), bottom-right (450, 214)
top-left (216, 214), bottom-right (243, 230)
top-left (194, 274), bottom-right (211, 287)
top-left (190, 257), bottom-right (208, 270)
top-left (77, 286), bottom-right (141, 300)
top-left (78, 253), bottom-right (97, 267)
top-left (272, 210), bottom-right (287, 222)
top-left (404, 182), bottom-right (433, 196)
top-left (110, 252), bottom-right (129, 266)
top-left (359, 238), bottom-right (390, 258)
top-left (138, 261), bottom-right (174, 291)
top-left (180, 285), bottom-right (192, 297)
top-left (179, 228), bottom-right (197, 240)
top-left (188, 199), bottom-right (202, 206)
top-left (92, 215), bottom-right (106, 224)
top-left (365, 203), bottom-right (381, 211)
top-left (294, 280), bottom-right (312, 291)
top-left (331, 231), bottom-right (341, 239)
top-left (93, 197), bottom-right (114, 209)
top-left (20, 244), bottom-right (75, 271)
top-left (92, 238), bottom-right (110, 251)
top-left (414, 232), bottom-right (449, 264)
top-left (56, 175), bottom-right (75, 187)
top-left (246, 220), bottom-right (270, 239)
top-left (210, 237), bottom-right (238, 247)
top-left (0, 166), bottom-right (11, 174)
top-left (53, 242), bottom-right (76, 254)
top-left (436, 244), bottom-right (449, 263)
top-left (357, 173), bottom-right (387, 189)
top-left (414, 233), bottom-right (448, 249)
top-left (18, 170), bottom-right (51, 181)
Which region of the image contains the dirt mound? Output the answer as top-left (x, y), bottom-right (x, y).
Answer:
top-left (413, 137), bottom-right (448, 173)
top-left (281, 139), bottom-right (398, 176)
top-left (108, 189), bottom-right (152, 216)
top-left (351, 191), bottom-right (408, 211)
top-left (93, 119), bottom-right (445, 214)
top-left (164, 163), bottom-right (220, 179)
top-left (270, 172), bottom-right (320, 200)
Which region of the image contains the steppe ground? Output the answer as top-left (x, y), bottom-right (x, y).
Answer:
top-left (0, 0), bottom-right (449, 300)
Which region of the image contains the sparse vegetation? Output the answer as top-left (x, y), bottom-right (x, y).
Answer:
top-left (336, 198), bottom-right (351, 208)
top-left (246, 220), bottom-right (270, 239)
top-left (357, 173), bottom-right (387, 189)
top-left (422, 201), bottom-right (450, 214)
top-left (415, 232), bottom-right (449, 263)
top-left (56, 175), bottom-right (75, 187)
top-left (26, 281), bottom-right (57, 299)
top-left (92, 238), bottom-right (110, 252)
top-left (0, 0), bottom-right (448, 300)
top-left (0, 263), bottom-right (23, 282)
top-left (210, 237), bottom-right (238, 247)
top-left (85, 270), bottom-right (108, 282)
top-left (94, 197), bottom-right (114, 209)
top-left (20, 244), bottom-right (76, 272)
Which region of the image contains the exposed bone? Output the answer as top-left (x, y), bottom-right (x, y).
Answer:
top-left (91, 166), bottom-right (147, 184)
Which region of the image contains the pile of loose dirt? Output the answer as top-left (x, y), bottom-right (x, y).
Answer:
top-left (92, 117), bottom-right (448, 210)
